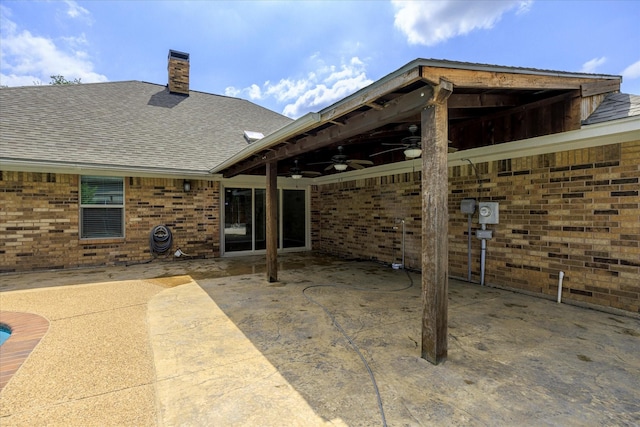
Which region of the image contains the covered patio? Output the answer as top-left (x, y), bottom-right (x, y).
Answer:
top-left (213, 59), bottom-right (626, 364)
top-left (1, 253), bottom-right (638, 426)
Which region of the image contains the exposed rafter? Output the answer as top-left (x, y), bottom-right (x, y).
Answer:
top-left (321, 67), bottom-right (423, 121)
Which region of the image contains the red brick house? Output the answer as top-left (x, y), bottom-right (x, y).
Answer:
top-left (2, 52), bottom-right (639, 321)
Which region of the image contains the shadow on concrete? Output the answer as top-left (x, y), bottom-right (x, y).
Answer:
top-left (183, 256), bottom-right (640, 426)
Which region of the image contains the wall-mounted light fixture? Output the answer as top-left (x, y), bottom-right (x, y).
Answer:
top-left (183, 180), bottom-right (191, 192)
top-left (334, 163), bottom-right (348, 171)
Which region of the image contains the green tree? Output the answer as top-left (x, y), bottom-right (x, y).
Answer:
top-left (50, 75), bottom-right (81, 85)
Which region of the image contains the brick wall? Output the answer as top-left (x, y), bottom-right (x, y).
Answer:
top-left (312, 140), bottom-right (640, 313)
top-left (311, 174), bottom-right (423, 268)
top-left (0, 173), bottom-right (219, 272)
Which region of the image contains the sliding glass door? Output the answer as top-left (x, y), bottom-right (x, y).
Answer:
top-left (282, 189), bottom-right (305, 248)
top-left (224, 187), bottom-right (306, 254)
top-left (223, 188), bottom-right (253, 252)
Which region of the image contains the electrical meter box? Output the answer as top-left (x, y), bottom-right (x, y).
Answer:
top-left (478, 202), bottom-right (499, 224)
top-left (460, 198), bottom-right (476, 214)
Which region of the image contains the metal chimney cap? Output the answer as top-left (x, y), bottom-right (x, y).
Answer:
top-left (169, 50), bottom-right (189, 62)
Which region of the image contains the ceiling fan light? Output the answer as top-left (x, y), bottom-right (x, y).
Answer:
top-left (291, 173), bottom-right (303, 179)
top-left (334, 163), bottom-right (348, 171)
top-left (404, 147), bottom-right (422, 158)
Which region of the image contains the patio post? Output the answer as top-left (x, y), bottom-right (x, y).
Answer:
top-left (421, 78), bottom-right (452, 364)
top-left (266, 160), bottom-right (278, 282)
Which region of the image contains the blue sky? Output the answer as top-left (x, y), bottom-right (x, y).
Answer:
top-left (1, 0), bottom-right (639, 118)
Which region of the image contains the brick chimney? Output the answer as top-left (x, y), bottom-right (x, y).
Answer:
top-left (167, 50), bottom-right (189, 95)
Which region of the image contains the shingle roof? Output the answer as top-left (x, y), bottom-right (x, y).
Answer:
top-left (582, 93), bottom-right (640, 125)
top-left (0, 81), bottom-right (292, 174)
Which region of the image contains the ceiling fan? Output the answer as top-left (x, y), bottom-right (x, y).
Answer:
top-left (370, 124), bottom-right (422, 159)
top-left (282, 159), bottom-right (322, 179)
top-left (369, 124), bottom-right (458, 159)
top-left (310, 146), bottom-right (374, 172)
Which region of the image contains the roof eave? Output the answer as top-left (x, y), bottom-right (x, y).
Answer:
top-left (209, 112), bottom-right (322, 174)
top-left (0, 158), bottom-right (221, 180)
top-left (211, 58), bottom-right (624, 175)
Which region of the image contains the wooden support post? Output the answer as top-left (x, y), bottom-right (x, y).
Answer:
top-left (266, 161), bottom-right (278, 282)
top-left (421, 79), bottom-right (452, 365)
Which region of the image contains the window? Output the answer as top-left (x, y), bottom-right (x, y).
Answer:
top-left (80, 176), bottom-right (124, 239)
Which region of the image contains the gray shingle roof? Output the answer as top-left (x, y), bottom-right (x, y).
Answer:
top-left (0, 81), bottom-right (292, 174)
top-left (582, 93), bottom-right (640, 125)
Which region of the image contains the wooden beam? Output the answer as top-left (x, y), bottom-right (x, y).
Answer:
top-left (421, 78), bottom-right (452, 365)
top-left (322, 67), bottom-right (423, 121)
top-left (266, 161), bottom-right (278, 282)
top-left (566, 91), bottom-right (582, 132)
top-left (448, 93), bottom-right (520, 108)
top-left (365, 102), bottom-right (384, 111)
top-left (420, 65), bottom-right (614, 90)
top-left (581, 80), bottom-right (621, 97)
top-left (223, 85), bottom-right (435, 177)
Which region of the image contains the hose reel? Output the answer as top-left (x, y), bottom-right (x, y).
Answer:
top-left (150, 225), bottom-right (173, 255)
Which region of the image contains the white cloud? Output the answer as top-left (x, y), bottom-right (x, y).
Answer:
top-left (263, 77), bottom-right (313, 102)
top-left (621, 60), bottom-right (640, 79)
top-left (64, 0), bottom-right (90, 20)
top-left (225, 56), bottom-right (373, 118)
top-left (247, 84), bottom-right (262, 100)
top-left (224, 86), bottom-right (241, 97)
top-left (392, 0), bottom-right (532, 46)
top-left (581, 57), bottom-right (607, 73)
top-left (0, 6), bottom-right (106, 86)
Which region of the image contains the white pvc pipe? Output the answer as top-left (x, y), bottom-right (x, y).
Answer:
top-left (467, 214), bottom-right (472, 282)
top-left (480, 238), bottom-right (486, 286)
top-left (401, 219), bottom-right (405, 269)
top-left (480, 224), bottom-right (487, 286)
top-left (557, 271), bottom-right (565, 303)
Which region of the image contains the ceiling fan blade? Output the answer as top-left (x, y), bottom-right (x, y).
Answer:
top-left (381, 142), bottom-right (408, 147)
top-left (349, 159), bottom-right (373, 165)
top-left (302, 171), bottom-right (322, 177)
top-left (324, 164), bottom-right (335, 171)
top-left (350, 162), bottom-right (365, 170)
top-left (369, 147), bottom-right (405, 157)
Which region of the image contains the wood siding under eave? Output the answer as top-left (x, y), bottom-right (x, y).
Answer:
top-left (449, 91), bottom-right (584, 149)
top-left (582, 94), bottom-right (609, 122)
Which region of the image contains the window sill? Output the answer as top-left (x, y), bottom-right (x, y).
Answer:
top-left (79, 238), bottom-right (125, 245)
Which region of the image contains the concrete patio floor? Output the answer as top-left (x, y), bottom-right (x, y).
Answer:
top-left (0, 253), bottom-right (639, 426)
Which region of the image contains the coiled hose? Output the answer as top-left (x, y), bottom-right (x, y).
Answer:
top-left (150, 225), bottom-right (172, 255)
